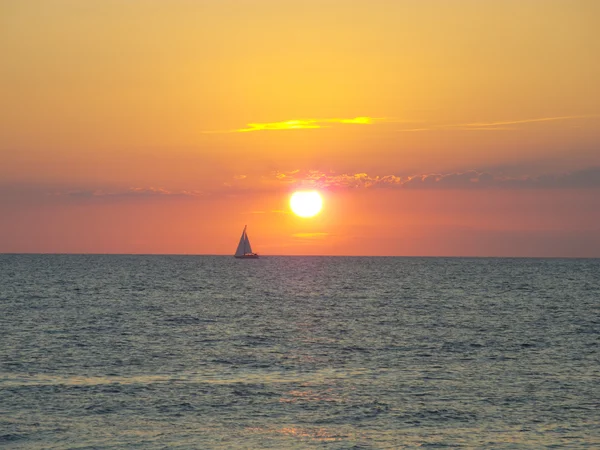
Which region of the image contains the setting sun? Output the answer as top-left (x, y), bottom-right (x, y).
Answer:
top-left (290, 191), bottom-right (323, 218)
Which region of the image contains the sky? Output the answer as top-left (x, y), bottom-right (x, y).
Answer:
top-left (1, 0), bottom-right (600, 256)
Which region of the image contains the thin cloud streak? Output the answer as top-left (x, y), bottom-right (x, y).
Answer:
top-left (57, 187), bottom-right (203, 198)
top-left (458, 115), bottom-right (596, 128)
top-left (397, 115), bottom-right (597, 132)
top-left (446, 127), bottom-right (517, 131)
top-left (201, 117), bottom-right (410, 133)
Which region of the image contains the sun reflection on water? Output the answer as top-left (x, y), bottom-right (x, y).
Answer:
top-left (245, 425), bottom-right (346, 442)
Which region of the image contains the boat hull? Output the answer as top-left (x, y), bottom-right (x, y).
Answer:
top-left (234, 254), bottom-right (259, 259)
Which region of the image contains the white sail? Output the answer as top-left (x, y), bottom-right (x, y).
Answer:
top-left (244, 233), bottom-right (253, 254)
top-left (234, 227), bottom-right (247, 256)
top-left (234, 225), bottom-right (258, 258)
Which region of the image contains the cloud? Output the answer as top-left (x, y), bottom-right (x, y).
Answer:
top-left (202, 114), bottom-right (597, 134)
top-left (274, 170), bottom-right (300, 180)
top-left (238, 119), bottom-right (323, 132)
top-left (401, 171), bottom-right (496, 189)
top-left (508, 167), bottom-right (600, 189)
top-left (397, 115), bottom-right (598, 132)
top-left (455, 115), bottom-right (595, 129)
top-left (267, 167), bottom-right (600, 190)
top-left (59, 187), bottom-right (202, 198)
top-left (398, 127), bottom-right (436, 132)
top-left (42, 168), bottom-right (600, 205)
top-left (202, 117), bottom-right (410, 133)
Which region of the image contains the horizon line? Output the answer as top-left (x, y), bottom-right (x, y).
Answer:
top-left (1, 252), bottom-right (598, 259)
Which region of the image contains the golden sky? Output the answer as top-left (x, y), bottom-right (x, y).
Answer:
top-left (1, 0), bottom-right (600, 256)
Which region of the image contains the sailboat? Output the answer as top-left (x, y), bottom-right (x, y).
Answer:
top-left (234, 225), bottom-right (259, 259)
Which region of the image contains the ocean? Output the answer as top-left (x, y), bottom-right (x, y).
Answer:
top-left (1, 255), bottom-right (599, 448)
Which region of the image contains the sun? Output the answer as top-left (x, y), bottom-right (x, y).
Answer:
top-left (290, 191), bottom-right (323, 218)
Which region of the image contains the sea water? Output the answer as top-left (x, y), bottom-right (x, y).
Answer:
top-left (1, 255), bottom-right (599, 448)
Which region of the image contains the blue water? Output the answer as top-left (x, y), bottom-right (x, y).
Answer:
top-left (1, 255), bottom-right (599, 448)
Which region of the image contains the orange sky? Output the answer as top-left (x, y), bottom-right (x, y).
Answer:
top-left (1, 0), bottom-right (600, 256)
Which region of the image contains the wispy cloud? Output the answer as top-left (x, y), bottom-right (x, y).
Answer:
top-left (265, 167), bottom-right (600, 190)
top-left (58, 187), bottom-right (202, 198)
top-left (201, 113), bottom-right (598, 134)
top-left (45, 168), bottom-right (600, 205)
top-left (202, 117), bottom-right (410, 133)
top-left (238, 119), bottom-right (323, 132)
top-left (456, 115), bottom-right (594, 129)
top-left (398, 127), bottom-right (435, 132)
top-left (403, 115), bottom-right (597, 132)
top-left (203, 114), bottom-right (597, 134)
top-left (273, 170), bottom-right (300, 180)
